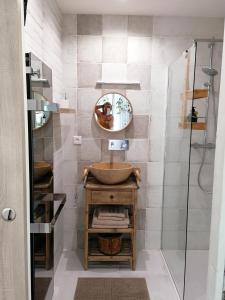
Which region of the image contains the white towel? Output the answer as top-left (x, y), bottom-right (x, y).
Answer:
top-left (92, 208), bottom-right (130, 228)
top-left (97, 206), bottom-right (126, 218)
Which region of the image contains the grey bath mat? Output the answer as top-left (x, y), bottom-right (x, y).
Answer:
top-left (74, 278), bottom-right (150, 300)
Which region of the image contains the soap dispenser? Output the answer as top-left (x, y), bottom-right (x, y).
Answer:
top-left (187, 106), bottom-right (198, 122)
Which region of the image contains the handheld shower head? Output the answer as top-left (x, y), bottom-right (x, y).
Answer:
top-left (202, 67), bottom-right (218, 76)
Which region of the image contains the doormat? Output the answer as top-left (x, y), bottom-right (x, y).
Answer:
top-left (74, 277), bottom-right (150, 300)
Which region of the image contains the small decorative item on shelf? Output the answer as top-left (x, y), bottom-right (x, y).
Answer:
top-left (187, 106), bottom-right (198, 123)
top-left (98, 233), bottom-right (123, 255)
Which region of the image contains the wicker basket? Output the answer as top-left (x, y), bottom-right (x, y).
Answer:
top-left (98, 234), bottom-right (122, 255)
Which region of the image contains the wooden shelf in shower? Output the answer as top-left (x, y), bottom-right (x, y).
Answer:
top-left (54, 108), bottom-right (76, 114)
top-left (179, 122), bottom-right (206, 130)
top-left (181, 89), bottom-right (208, 100)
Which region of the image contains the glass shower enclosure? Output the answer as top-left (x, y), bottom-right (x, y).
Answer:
top-left (162, 39), bottom-right (223, 300)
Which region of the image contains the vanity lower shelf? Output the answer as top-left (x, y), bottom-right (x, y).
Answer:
top-left (88, 228), bottom-right (133, 234)
top-left (88, 238), bottom-right (132, 262)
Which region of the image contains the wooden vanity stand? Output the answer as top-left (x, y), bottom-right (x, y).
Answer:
top-left (84, 177), bottom-right (139, 270)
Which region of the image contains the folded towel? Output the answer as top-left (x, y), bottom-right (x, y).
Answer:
top-left (92, 209), bottom-right (129, 226)
top-left (97, 206), bottom-right (126, 218)
top-left (92, 208), bottom-right (130, 228)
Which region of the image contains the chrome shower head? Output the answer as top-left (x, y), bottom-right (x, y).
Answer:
top-left (202, 67), bottom-right (218, 76)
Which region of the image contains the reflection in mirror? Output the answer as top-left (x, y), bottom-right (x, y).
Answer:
top-left (94, 93), bottom-right (133, 132)
top-left (33, 92), bottom-right (51, 130)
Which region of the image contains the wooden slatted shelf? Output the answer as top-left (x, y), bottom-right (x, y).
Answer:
top-left (179, 122), bottom-right (206, 130)
top-left (181, 89), bottom-right (208, 100)
top-left (88, 238), bottom-right (132, 262)
top-left (88, 228), bottom-right (133, 234)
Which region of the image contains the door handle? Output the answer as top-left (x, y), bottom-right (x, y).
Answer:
top-left (1, 208), bottom-right (16, 221)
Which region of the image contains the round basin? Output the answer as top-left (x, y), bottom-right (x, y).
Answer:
top-left (89, 162), bottom-right (133, 185)
top-left (34, 161), bottom-right (52, 182)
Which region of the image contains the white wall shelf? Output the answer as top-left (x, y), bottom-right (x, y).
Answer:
top-left (96, 81), bottom-right (140, 89)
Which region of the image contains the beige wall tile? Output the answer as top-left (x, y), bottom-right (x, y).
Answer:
top-left (127, 64), bottom-right (151, 90)
top-left (153, 17), bottom-right (224, 38)
top-left (102, 37), bottom-right (127, 63)
top-left (102, 15), bottom-right (128, 37)
top-left (78, 138), bottom-right (101, 161)
top-left (125, 115), bottom-right (150, 139)
top-left (147, 162), bottom-right (164, 186)
top-left (77, 63), bottom-right (101, 87)
top-left (146, 208), bottom-right (162, 231)
top-left (126, 139), bottom-right (149, 162)
top-left (63, 63), bottom-right (77, 88)
top-left (62, 14), bottom-right (77, 35)
top-left (137, 209), bottom-right (146, 230)
top-left (128, 37), bottom-right (152, 64)
top-left (78, 36), bottom-right (102, 63)
top-left (102, 63), bottom-right (127, 81)
top-left (63, 160), bottom-right (77, 185)
top-left (77, 88), bottom-right (101, 114)
top-left (128, 16), bottom-right (153, 37)
top-left (126, 90), bottom-right (151, 115)
top-left (62, 35), bottom-right (77, 64)
top-left (145, 231), bottom-right (161, 249)
top-left (77, 15), bottom-right (102, 35)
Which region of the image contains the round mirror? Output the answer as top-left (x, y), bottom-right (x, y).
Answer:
top-left (33, 92), bottom-right (51, 130)
top-left (94, 93), bottom-right (133, 132)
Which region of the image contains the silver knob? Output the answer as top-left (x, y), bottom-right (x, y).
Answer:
top-left (1, 208), bottom-right (16, 221)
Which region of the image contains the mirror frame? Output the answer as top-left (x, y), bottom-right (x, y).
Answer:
top-left (94, 92), bottom-right (133, 132)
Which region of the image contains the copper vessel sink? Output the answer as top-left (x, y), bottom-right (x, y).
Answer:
top-left (89, 162), bottom-right (133, 185)
top-left (34, 161), bottom-right (52, 182)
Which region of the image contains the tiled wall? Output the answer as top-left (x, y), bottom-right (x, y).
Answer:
top-left (61, 14), bottom-right (224, 251)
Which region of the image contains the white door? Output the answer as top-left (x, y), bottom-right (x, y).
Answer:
top-left (0, 1), bottom-right (30, 299)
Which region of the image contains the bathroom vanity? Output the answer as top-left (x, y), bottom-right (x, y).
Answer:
top-left (83, 176), bottom-right (139, 270)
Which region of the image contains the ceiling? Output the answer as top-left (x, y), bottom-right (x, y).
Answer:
top-left (56, 0), bottom-right (225, 17)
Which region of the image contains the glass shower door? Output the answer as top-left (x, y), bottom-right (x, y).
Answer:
top-left (162, 44), bottom-right (196, 299)
top-left (184, 40), bottom-right (223, 300)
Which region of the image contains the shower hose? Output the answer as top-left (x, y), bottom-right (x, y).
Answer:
top-left (197, 84), bottom-right (217, 194)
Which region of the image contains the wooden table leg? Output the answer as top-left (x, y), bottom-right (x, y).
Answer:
top-left (84, 191), bottom-right (90, 270)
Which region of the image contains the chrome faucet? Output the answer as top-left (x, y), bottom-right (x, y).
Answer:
top-left (108, 139), bottom-right (129, 151)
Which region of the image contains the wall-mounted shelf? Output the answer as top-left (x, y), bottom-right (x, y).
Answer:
top-left (181, 89), bottom-right (208, 100)
top-left (179, 122), bottom-right (206, 130)
top-left (96, 81), bottom-right (140, 90)
top-left (54, 108), bottom-right (76, 114)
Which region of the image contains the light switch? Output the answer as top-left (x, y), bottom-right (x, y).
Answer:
top-left (73, 136), bottom-right (82, 145)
